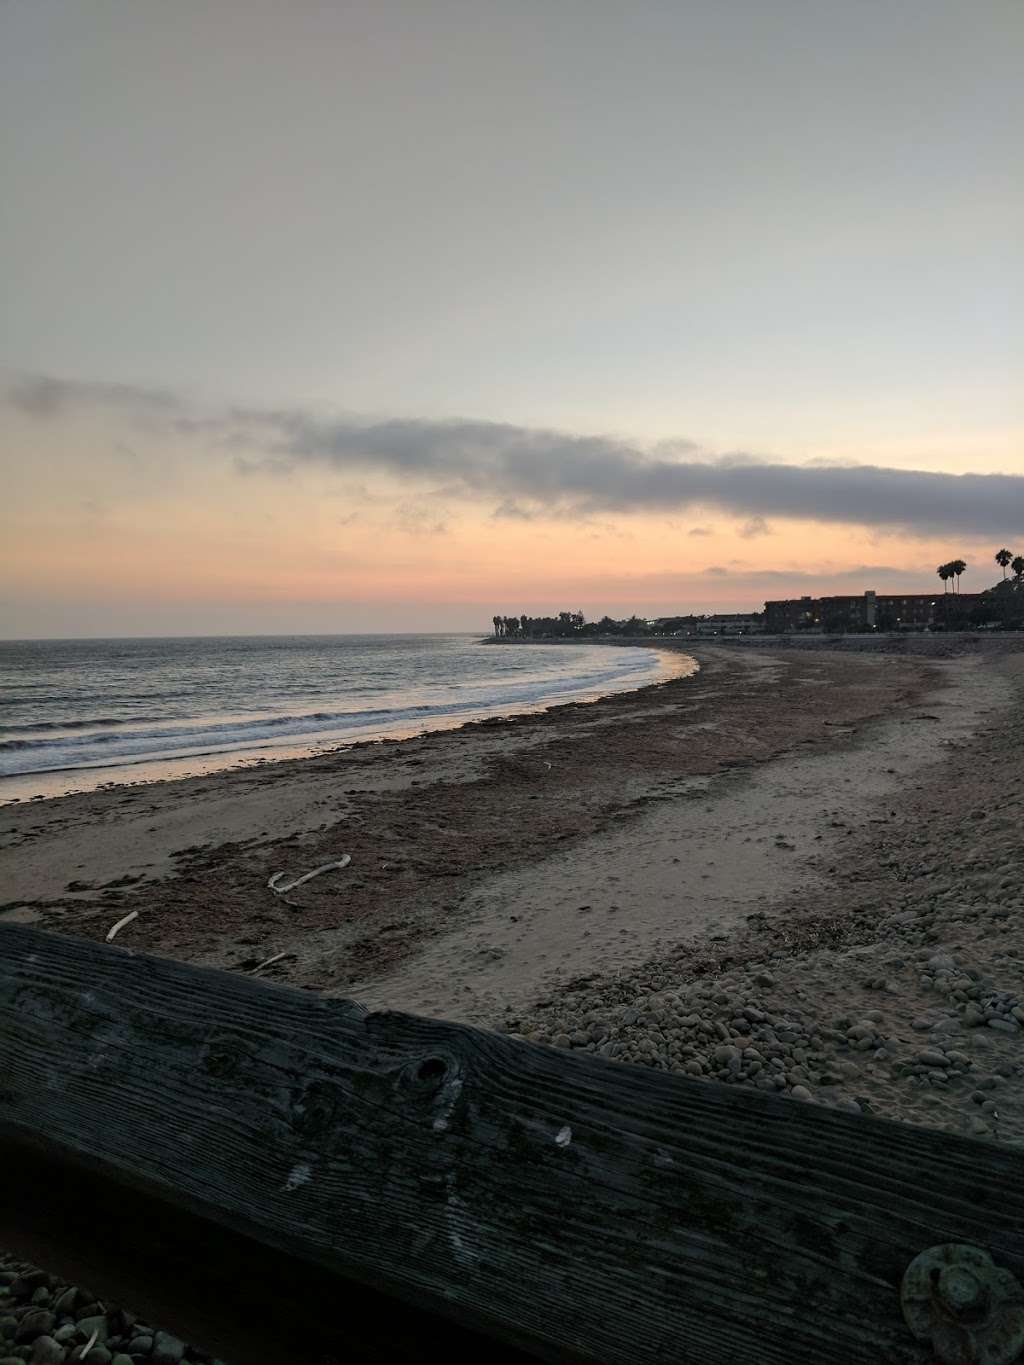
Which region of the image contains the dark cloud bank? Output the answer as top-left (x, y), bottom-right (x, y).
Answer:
top-left (8, 374), bottom-right (1023, 536)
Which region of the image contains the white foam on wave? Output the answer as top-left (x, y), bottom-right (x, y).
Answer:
top-left (0, 639), bottom-right (696, 798)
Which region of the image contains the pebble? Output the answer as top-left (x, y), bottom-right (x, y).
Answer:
top-left (30, 1338), bottom-right (65, 1365)
top-left (51, 1290), bottom-right (78, 1317)
top-left (790, 1085), bottom-right (812, 1101)
top-left (16, 1311), bottom-right (55, 1344)
top-left (11, 1273), bottom-right (50, 1302)
top-left (151, 1332), bottom-right (185, 1365)
top-left (74, 1318), bottom-right (107, 1344)
top-left (917, 1050), bottom-right (947, 1068)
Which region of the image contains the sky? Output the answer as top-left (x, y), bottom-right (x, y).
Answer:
top-left (1, 0), bottom-right (1021, 636)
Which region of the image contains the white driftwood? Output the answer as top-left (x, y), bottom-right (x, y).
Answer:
top-left (267, 855), bottom-right (351, 895)
top-left (106, 910), bottom-right (139, 942)
top-left (249, 951), bottom-right (291, 974)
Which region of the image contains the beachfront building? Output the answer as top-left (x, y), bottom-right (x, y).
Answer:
top-left (646, 613), bottom-right (763, 636)
top-left (764, 596), bottom-right (818, 633)
top-left (694, 613), bottom-right (764, 636)
top-left (764, 589), bottom-right (983, 633)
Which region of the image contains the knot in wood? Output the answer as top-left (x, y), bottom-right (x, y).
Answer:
top-left (901, 1243), bottom-right (1024, 1365)
top-left (202, 1038), bottom-right (245, 1080)
top-left (397, 1052), bottom-right (464, 1133)
top-left (291, 1081), bottom-right (343, 1145)
top-left (401, 1054), bottom-right (453, 1094)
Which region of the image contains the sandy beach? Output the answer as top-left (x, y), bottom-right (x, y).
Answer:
top-left (2, 642), bottom-right (929, 973)
top-left (3, 637), bottom-right (1024, 1361)
top-left (3, 636), bottom-right (1023, 1153)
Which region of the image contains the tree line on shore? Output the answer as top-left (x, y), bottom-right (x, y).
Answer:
top-left (927, 549), bottom-right (1024, 628)
top-left (491, 611), bottom-right (655, 638)
top-left (492, 611), bottom-right (758, 638)
top-left (936, 550), bottom-right (1024, 594)
top-left (994, 549), bottom-right (1024, 582)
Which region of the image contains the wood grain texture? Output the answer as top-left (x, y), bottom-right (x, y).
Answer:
top-left (3, 923), bottom-right (1024, 1365)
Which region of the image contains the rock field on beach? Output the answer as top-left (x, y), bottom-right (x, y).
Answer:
top-left (508, 649), bottom-right (1024, 1145)
top-left (0, 1260), bottom-right (218, 1365)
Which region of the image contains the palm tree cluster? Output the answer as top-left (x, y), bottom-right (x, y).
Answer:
top-left (492, 611), bottom-right (586, 638)
top-left (994, 548), bottom-right (1024, 581)
top-left (936, 558), bottom-right (968, 593)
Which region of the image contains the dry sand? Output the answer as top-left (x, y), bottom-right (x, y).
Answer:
top-left (3, 635), bottom-right (1023, 1148)
top-left (502, 643), bottom-right (1024, 1147)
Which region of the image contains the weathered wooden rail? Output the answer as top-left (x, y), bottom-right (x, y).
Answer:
top-left (2, 923), bottom-right (1024, 1364)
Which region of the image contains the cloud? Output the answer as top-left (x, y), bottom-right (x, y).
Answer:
top-left (7, 373), bottom-right (180, 419)
top-left (492, 499), bottom-right (536, 521)
top-left (7, 373), bottom-right (1024, 536)
top-left (738, 516), bottom-right (773, 538)
top-left (222, 409), bottom-right (1024, 536)
top-left (546, 562), bottom-right (960, 598)
top-left (390, 502), bottom-right (448, 536)
top-left (233, 454), bottom-right (294, 478)
top-left (687, 526), bottom-right (714, 537)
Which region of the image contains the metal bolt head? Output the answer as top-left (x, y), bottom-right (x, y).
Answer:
top-left (902, 1244), bottom-right (1024, 1365)
top-left (939, 1267), bottom-right (986, 1317)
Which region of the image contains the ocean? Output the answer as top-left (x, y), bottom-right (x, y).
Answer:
top-left (0, 634), bottom-right (694, 802)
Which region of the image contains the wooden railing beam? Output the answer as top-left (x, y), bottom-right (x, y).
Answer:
top-left (3, 923), bottom-right (1024, 1364)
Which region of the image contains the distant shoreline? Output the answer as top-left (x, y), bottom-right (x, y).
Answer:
top-left (484, 629), bottom-right (1021, 656)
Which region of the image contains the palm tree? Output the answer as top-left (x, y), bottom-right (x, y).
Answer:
top-left (1013, 555), bottom-right (1024, 582)
top-left (995, 548), bottom-right (1013, 579)
top-left (937, 563), bottom-right (952, 594)
top-left (950, 558), bottom-right (967, 594)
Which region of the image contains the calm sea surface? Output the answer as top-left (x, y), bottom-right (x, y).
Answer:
top-left (0, 635), bottom-right (695, 802)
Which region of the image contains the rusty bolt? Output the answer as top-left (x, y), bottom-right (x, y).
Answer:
top-left (902, 1243), bottom-right (1024, 1365)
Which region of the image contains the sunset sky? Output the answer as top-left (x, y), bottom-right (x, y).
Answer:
top-left (2, 0), bottom-right (1021, 636)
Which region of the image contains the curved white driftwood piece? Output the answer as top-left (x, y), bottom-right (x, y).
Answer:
top-left (267, 855), bottom-right (351, 895)
top-left (106, 910), bottom-right (139, 942)
top-left (249, 950), bottom-right (291, 974)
